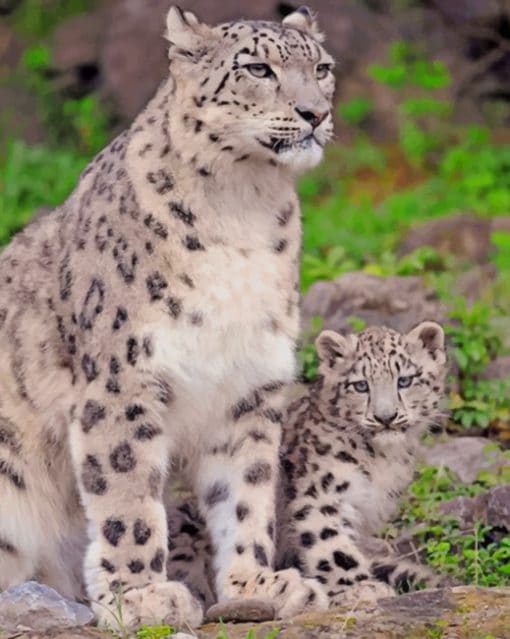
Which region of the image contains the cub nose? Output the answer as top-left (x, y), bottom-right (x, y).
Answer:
top-left (295, 106), bottom-right (328, 128)
top-left (374, 412), bottom-right (397, 427)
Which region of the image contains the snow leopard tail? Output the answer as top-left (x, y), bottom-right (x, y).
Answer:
top-left (370, 558), bottom-right (443, 594)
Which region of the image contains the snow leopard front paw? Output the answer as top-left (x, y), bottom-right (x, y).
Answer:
top-left (223, 568), bottom-right (328, 619)
top-left (94, 581), bottom-right (204, 630)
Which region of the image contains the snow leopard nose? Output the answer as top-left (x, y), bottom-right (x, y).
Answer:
top-left (295, 106), bottom-right (328, 128)
top-left (374, 411), bottom-right (398, 427)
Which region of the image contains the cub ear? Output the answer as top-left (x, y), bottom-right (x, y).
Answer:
top-left (165, 6), bottom-right (215, 62)
top-left (282, 6), bottom-right (324, 42)
top-left (406, 321), bottom-right (445, 355)
top-left (315, 330), bottom-right (351, 367)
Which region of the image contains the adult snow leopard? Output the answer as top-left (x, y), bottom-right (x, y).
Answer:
top-left (0, 5), bottom-right (334, 629)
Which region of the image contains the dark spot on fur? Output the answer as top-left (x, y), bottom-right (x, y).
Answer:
top-left (253, 543), bottom-right (269, 566)
top-left (133, 519), bottom-right (152, 545)
top-left (143, 336), bottom-right (154, 357)
top-left (81, 400), bottom-right (106, 433)
top-left (134, 423), bottom-right (162, 441)
top-left (127, 337), bottom-right (139, 366)
top-left (183, 235), bottom-right (205, 251)
top-left (300, 532), bottom-right (316, 548)
top-left (125, 404), bottom-right (145, 421)
top-left (82, 454), bottom-right (108, 495)
top-left (101, 558), bottom-right (116, 573)
top-left (81, 354), bottom-right (99, 382)
top-left (146, 272), bottom-right (168, 301)
top-left (244, 461), bottom-right (272, 484)
top-left (128, 559), bottom-right (145, 574)
top-left (110, 441), bottom-right (136, 472)
top-left (112, 306), bottom-right (128, 330)
top-left (333, 550), bottom-right (359, 570)
top-left (170, 202), bottom-right (196, 226)
top-left (166, 296), bottom-right (182, 319)
top-left (205, 481), bottom-right (230, 507)
top-left (320, 527), bottom-right (339, 540)
top-left (150, 548), bottom-right (165, 572)
top-left (103, 518), bottom-right (126, 547)
top-left (236, 502), bottom-right (249, 521)
top-left (316, 560), bottom-right (331, 572)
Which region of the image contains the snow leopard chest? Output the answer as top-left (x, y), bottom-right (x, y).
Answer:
top-left (147, 243), bottom-right (299, 423)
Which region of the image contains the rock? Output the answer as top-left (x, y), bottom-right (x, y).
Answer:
top-left (0, 582), bottom-right (95, 632)
top-left (453, 264), bottom-right (498, 303)
top-left (439, 493), bottom-right (489, 524)
top-left (433, 0), bottom-right (503, 23)
top-left (421, 436), bottom-right (508, 483)
top-left (438, 484), bottom-right (510, 531)
top-left (205, 599), bottom-right (275, 623)
top-left (399, 214), bottom-right (510, 270)
top-left (482, 355), bottom-right (510, 380)
top-left (487, 484), bottom-right (510, 530)
top-left (301, 272), bottom-right (445, 335)
top-left (398, 214), bottom-right (493, 265)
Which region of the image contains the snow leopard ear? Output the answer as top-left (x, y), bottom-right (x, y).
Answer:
top-left (406, 321), bottom-right (445, 356)
top-left (282, 6), bottom-right (325, 43)
top-left (165, 6), bottom-right (216, 63)
top-left (315, 330), bottom-right (352, 367)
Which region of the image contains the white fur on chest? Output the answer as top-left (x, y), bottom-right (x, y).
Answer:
top-left (147, 244), bottom-right (297, 433)
top-left (348, 437), bottom-right (416, 533)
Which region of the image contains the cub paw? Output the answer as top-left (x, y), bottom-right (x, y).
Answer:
top-left (94, 581), bottom-right (204, 630)
top-left (225, 568), bottom-right (328, 619)
top-left (329, 580), bottom-right (395, 608)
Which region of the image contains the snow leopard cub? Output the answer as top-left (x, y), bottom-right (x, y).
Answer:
top-left (279, 321), bottom-right (448, 604)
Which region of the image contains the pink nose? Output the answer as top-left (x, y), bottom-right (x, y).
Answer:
top-left (295, 107), bottom-right (328, 128)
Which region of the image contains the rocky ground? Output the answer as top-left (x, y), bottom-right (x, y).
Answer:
top-left (1, 585), bottom-right (509, 639)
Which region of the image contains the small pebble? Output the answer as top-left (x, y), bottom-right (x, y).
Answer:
top-left (206, 598), bottom-right (276, 623)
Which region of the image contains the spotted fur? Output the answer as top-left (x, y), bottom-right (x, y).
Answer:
top-left (0, 5), bottom-right (334, 629)
top-left (161, 323), bottom-right (448, 607)
top-left (278, 322), bottom-right (448, 604)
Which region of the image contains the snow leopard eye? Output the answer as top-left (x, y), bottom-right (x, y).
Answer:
top-left (245, 63), bottom-right (275, 79)
top-left (315, 63), bottom-right (332, 80)
top-left (397, 375), bottom-right (413, 389)
top-left (353, 380), bottom-right (369, 393)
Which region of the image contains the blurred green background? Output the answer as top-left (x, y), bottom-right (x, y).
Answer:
top-left (0, 0), bottom-right (510, 587)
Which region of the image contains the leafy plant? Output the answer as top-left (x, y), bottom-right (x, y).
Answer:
top-left (136, 625), bottom-right (175, 639)
top-left (338, 97), bottom-right (374, 126)
top-left (0, 140), bottom-right (88, 244)
top-left (394, 463), bottom-right (510, 586)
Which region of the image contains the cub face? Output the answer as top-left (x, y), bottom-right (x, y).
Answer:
top-left (315, 322), bottom-right (448, 439)
top-left (165, 6), bottom-right (335, 173)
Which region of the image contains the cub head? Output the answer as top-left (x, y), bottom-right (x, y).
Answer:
top-left (165, 5), bottom-right (335, 173)
top-left (315, 322), bottom-right (448, 439)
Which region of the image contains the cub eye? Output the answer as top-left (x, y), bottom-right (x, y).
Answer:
top-left (316, 63), bottom-right (331, 80)
top-left (353, 380), bottom-right (369, 393)
top-left (245, 63), bottom-right (275, 79)
top-left (398, 376), bottom-right (413, 389)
